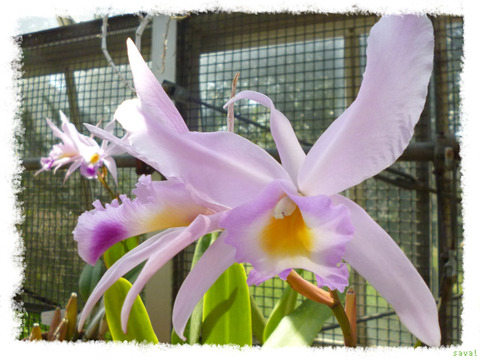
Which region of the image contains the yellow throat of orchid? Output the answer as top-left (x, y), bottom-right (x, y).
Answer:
top-left (90, 153), bottom-right (100, 164)
top-left (145, 206), bottom-right (214, 234)
top-left (261, 196), bottom-right (313, 257)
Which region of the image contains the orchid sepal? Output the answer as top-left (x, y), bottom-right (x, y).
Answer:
top-left (333, 194), bottom-right (440, 347)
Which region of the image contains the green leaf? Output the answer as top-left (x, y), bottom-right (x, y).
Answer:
top-left (262, 269), bottom-right (303, 342)
top-left (263, 289), bottom-right (346, 347)
top-left (122, 262), bottom-right (144, 285)
top-left (171, 233), bottom-right (213, 345)
top-left (103, 236), bottom-right (139, 269)
top-left (202, 262), bottom-right (252, 346)
top-left (263, 284), bottom-right (298, 342)
top-left (78, 259), bottom-right (105, 302)
top-left (104, 277), bottom-right (158, 343)
top-left (250, 294), bottom-right (267, 345)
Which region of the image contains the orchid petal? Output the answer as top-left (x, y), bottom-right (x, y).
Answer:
top-left (126, 38), bottom-right (188, 134)
top-left (98, 119), bottom-right (124, 157)
top-left (102, 119), bottom-right (116, 135)
top-left (59, 112), bottom-right (86, 152)
top-left (73, 175), bottom-right (213, 265)
top-left (103, 141), bottom-right (123, 155)
top-left (45, 117), bottom-right (65, 140)
top-left (103, 142), bottom-right (125, 157)
top-left (52, 157), bottom-right (76, 173)
top-left (109, 100), bottom-right (292, 207)
top-left (84, 117), bottom-right (145, 165)
top-left (63, 160), bottom-right (82, 182)
top-left (299, 15), bottom-right (434, 196)
top-left (220, 180), bottom-right (353, 291)
top-left (84, 105), bottom-right (162, 184)
top-left (103, 156), bottom-right (118, 185)
top-left (172, 233), bottom-right (236, 340)
top-left (45, 117), bottom-right (78, 157)
top-left (120, 212), bottom-right (224, 333)
top-left (332, 194), bottom-right (440, 347)
top-left (225, 90), bottom-right (306, 183)
top-left (77, 230), bottom-right (175, 331)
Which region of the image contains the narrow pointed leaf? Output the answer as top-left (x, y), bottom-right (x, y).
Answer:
top-left (171, 234), bottom-right (213, 345)
top-left (104, 277), bottom-right (158, 343)
top-left (263, 269), bottom-right (305, 342)
top-left (103, 236), bottom-right (139, 268)
top-left (250, 294), bottom-right (267, 344)
top-left (202, 261), bottom-right (252, 346)
top-left (84, 305), bottom-right (106, 340)
top-left (103, 236), bottom-right (143, 286)
top-left (79, 259), bottom-right (105, 302)
top-left (263, 284), bottom-right (298, 342)
top-left (264, 290), bottom-right (346, 347)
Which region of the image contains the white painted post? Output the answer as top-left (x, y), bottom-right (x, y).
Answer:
top-left (143, 15), bottom-right (177, 343)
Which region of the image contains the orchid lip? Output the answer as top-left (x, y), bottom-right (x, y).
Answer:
top-left (262, 203), bottom-right (313, 258)
top-left (219, 180), bottom-right (352, 291)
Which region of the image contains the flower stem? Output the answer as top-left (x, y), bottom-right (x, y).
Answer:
top-left (286, 270), bottom-right (335, 307)
top-left (330, 290), bottom-right (356, 347)
top-left (97, 166), bottom-right (117, 199)
top-left (285, 270), bottom-right (356, 347)
top-left (227, 73), bottom-right (240, 132)
top-left (344, 287), bottom-right (357, 346)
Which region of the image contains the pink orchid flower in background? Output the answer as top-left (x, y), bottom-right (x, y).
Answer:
top-left (77, 15), bottom-right (440, 346)
top-left (35, 111), bottom-right (122, 183)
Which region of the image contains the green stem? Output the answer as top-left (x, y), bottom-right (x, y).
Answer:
top-left (330, 290), bottom-right (356, 347)
top-left (97, 167), bottom-right (116, 199)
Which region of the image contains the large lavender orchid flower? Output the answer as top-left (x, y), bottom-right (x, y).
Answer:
top-left (78, 15), bottom-right (439, 346)
top-left (36, 111), bottom-right (122, 183)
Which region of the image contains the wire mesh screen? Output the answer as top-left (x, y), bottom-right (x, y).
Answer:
top-left (17, 15), bottom-right (152, 338)
top-left (432, 16), bottom-right (464, 345)
top-left (16, 13), bottom-right (463, 347)
top-left (174, 13), bottom-right (463, 346)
